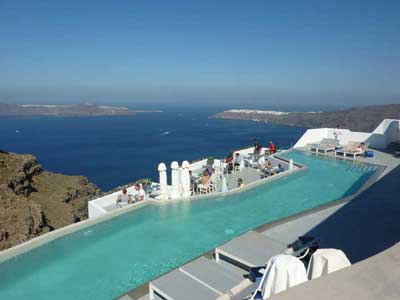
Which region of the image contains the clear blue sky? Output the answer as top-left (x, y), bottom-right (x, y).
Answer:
top-left (1, 0), bottom-right (399, 106)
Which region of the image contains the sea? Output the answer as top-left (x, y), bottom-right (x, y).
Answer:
top-left (0, 104), bottom-right (309, 191)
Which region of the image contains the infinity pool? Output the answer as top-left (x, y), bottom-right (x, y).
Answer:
top-left (0, 151), bottom-right (379, 300)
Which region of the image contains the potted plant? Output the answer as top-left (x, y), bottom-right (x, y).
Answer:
top-left (138, 178), bottom-right (152, 193)
top-left (206, 156), bottom-right (215, 166)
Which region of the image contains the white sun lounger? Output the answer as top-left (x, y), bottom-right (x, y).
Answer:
top-left (215, 231), bottom-right (287, 269)
top-left (308, 138), bottom-right (339, 154)
top-left (335, 141), bottom-right (369, 158)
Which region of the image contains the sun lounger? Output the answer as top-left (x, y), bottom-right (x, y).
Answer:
top-left (217, 234), bottom-right (319, 300)
top-left (335, 141), bottom-right (369, 158)
top-left (149, 257), bottom-right (251, 300)
top-left (180, 257), bottom-right (249, 295)
top-left (308, 138), bottom-right (339, 154)
top-left (215, 231), bottom-right (287, 269)
top-left (149, 269), bottom-right (220, 300)
top-left (148, 232), bottom-right (322, 300)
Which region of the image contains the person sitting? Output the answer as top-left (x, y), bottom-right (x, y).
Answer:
top-left (233, 153), bottom-right (243, 169)
top-left (116, 188), bottom-right (132, 207)
top-left (201, 170), bottom-right (210, 185)
top-left (266, 160), bottom-right (276, 175)
top-left (276, 163), bottom-right (285, 173)
top-left (357, 142), bottom-right (367, 155)
top-left (189, 170), bottom-right (198, 193)
top-left (206, 165), bottom-right (215, 176)
top-left (197, 170), bottom-right (211, 193)
top-left (269, 141), bottom-right (276, 154)
top-left (237, 178), bottom-right (244, 188)
top-left (134, 183), bottom-right (146, 202)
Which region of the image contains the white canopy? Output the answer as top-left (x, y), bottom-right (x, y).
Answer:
top-left (307, 248), bottom-right (351, 279)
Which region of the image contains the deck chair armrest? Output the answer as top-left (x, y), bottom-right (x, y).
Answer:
top-left (248, 266), bottom-right (265, 282)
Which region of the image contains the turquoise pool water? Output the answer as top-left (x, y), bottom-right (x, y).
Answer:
top-left (0, 151), bottom-right (379, 300)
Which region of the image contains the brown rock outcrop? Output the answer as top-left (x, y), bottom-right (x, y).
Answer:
top-left (0, 150), bottom-right (101, 251)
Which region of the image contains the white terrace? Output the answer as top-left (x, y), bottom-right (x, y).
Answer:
top-left (88, 119), bottom-right (400, 219)
top-left (88, 147), bottom-right (297, 218)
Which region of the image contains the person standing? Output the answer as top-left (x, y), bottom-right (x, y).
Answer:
top-left (225, 152), bottom-right (234, 173)
top-left (253, 139), bottom-right (262, 157)
top-left (333, 125), bottom-right (341, 141)
top-left (269, 141), bottom-right (276, 154)
top-left (234, 153), bottom-right (243, 167)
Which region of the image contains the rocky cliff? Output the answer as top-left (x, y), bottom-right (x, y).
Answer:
top-left (213, 104), bottom-right (400, 132)
top-left (0, 151), bottom-right (101, 250)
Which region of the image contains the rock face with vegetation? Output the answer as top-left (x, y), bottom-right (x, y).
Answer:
top-left (213, 104), bottom-right (400, 132)
top-left (0, 151), bottom-right (101, 250)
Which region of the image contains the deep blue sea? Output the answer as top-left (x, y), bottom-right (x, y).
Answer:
top-left (0, 105), bottom-right (306, 190)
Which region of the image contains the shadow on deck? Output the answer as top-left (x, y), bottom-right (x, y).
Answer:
top-left (298, 165), bottom-right (400, 263)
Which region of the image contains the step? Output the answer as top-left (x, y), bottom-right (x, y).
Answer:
top-left (135, 293), bottom-right (163, 300)
top-left (150, 269), bottom-right (220, 300)
top-left (118, 295), bottom-right (135, 300)
top-left (116, 289), bottom-right (164, 300)
top-left (179, 257), bottom-right (245, 294)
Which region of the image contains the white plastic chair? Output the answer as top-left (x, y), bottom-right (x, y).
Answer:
top-left (307, 249), bottom-right (351, 279)
top-left (197, 180), bottom-right (212, 194)
top-left (234, 158), bottom-right (245, 173)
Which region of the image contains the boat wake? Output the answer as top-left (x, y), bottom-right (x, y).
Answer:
top-left (161, 131), bottom-right (170, 136)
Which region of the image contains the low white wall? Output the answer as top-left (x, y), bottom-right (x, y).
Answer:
top-left (294, 119), bottom-right (400, 149)
top-left (88, 185), bottom-right (139, 218)
top-left (293, 128), bottom-right (328, 149)
top-left (189, 158), bottom-right (208, 172)
top-left (88, 202), bottom-right (107, 219)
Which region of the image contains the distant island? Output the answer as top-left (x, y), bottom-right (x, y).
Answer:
top-left (212, 104), bottom-right (400, 132)
top-left (0, 103), bottom-right (162, 117)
